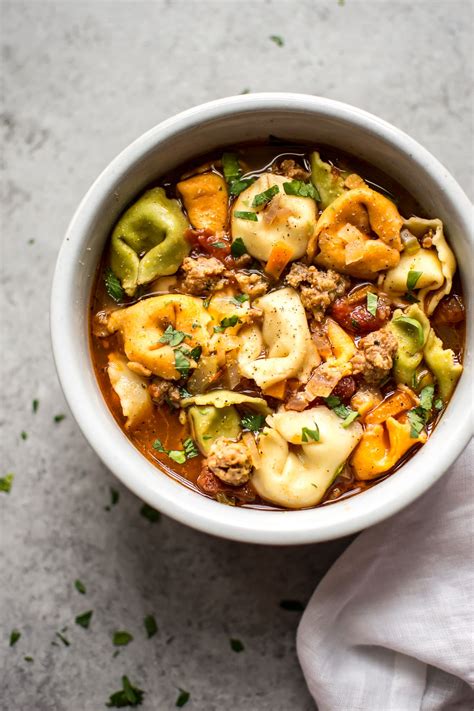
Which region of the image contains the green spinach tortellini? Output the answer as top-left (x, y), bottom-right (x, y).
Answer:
top-left (110, 187), bottom-right (190, 296)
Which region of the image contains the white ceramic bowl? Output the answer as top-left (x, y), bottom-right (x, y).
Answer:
top-left (51, 94), bottom-right (473, 544)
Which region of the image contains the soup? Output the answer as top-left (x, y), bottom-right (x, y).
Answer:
top-left (90, 143), bottom-right (465, 510)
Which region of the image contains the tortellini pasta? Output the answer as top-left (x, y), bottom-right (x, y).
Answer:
top-left (308, 186), bottom-right (403, 279)
top-left (177, 172), bottom-right (228, 234)
top-left (423, 328), bottom-right (462, 402)
top-left (310, 151), bottom-right (346, 209)
top-left (381, 217), bottom-right (456, 314)
top-left (231, 173), bottom-right (317, 261)
top-left (253, 407), bottom-right (362, 508)
top-left (187, 405), bottom-right (241, 455)
top-left (106, 295), bottom-right (212, 379)
top-left (180, 389), bottom-right (270, 414)
top-left (107, 353), bottom-right (153, 430)
top-left (237, 288), bottom-right (320, 390)
top-left (351, 417), bottom-right (427, 481)
top-left (110, 188), bottom-right (190, 296)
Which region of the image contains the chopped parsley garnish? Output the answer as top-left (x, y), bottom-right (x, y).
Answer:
top-left (174, 349), bottom-right (192, 378)
top-left (153, 437), bottom-right (195, 464)
top-left (283, 180), bottom-right (320, 200)
top-left (176, 689), bottom-right (190, 707)
top-left (140, 503), bottom-right (161, 523)
top-left (214, 315), bottom-right (241, 333)
top-left (231, 237), bottom-right (248, 258)
top-left (366, 291), bottom-right (378, 317)
top-left (10, 630), bottom-right (21, 647)
top-left (144, 615), bottom-right (158, 639)
top-left (211, 241), bottom-right (227, 248)
top-left (183, 438), bottom-right (199, 459)
top-left (406, 270), bottom-right (423, 291)
top-left (113, 631), bottom-right (133, 647)
top-left (234, 210), bottom-right (258, 221)
top-left (106, 676), bottom-right (144, 708)
top-left (75, 579), bottom-right (86, 595)
top-left (189, 345), bottom-right (202, 362)
top-left (168, 450), bottom-right (186, 464)
top-left (324, 396), bottom-right (360, 428)
top-left (269, 34), bottom-right (284, 46)
top-left (230, 638), bottom-right (245, 652)
top-left (159, 325), bottom-right (190, 347)
top-left (222, 152), bottom-right (255, 196)
top-left (232, 293), bottom-right (249, 304)
top-left (252, 184), bottom-right (280, 207)
top-left (279, 599), bottom-right (305, 611)
top-left (407, 385), bottom-right (435, 438)
top-left (105, 268), bottom-right (124, 303)
top-left (75, 610), bottom-right (93, 629)
top-left (53, 414), bottom-right (66, 423)
top-left (241, 411), bottom-right (265, 432)
top-left (55, 632), bottom-right (70, 647)
top-left (20, 431), bottom-right (28, 440)
top-left (301, 424), bottom-right (320, 442)
top-left (434, 398), bottom-right (443, 410)
top-left (32, 399), bottom-right (39, 413)
top-left (178, 386), bottom-right (192, 398)
top-left (0, 473), bottom-right (14, 494)
top-left (404, 292), bottom-right (419, 303)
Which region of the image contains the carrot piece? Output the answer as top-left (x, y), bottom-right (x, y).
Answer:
top-left (364, 388), bottom-right (417, 425)
top-left (265, 242), bottom-right (294, 280)
top-left (177, 173), bottom-right (228, 233)
top-left (263, 380), bottom-right (287, 399)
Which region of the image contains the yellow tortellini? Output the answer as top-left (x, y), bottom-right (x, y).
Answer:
top-left (231, 173), bottom-right (317, 261)
top-left (237, 288), bottom-right (320, 390)
top-left (381, 217), bottom-right (456, 315)
top-left (308, 186), bottom-right (403, 279)
top-left (253, 407), bottom-right (362, 508)
top-left (110, 188), bottom-right (190, 296)
top-left (107, 353), bottom-right (153, 430)
top-left (106, 295), bottom-right (212, 379)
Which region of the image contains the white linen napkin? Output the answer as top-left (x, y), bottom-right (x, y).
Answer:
top-left (297, 440), bottom-right (473, 711)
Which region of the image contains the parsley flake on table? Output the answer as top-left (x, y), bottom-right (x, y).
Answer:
top-left (24, 656), bottom-right (34, 663)
top-left (140, 503), bottom-right (161, 523)
top-left (0, 473), bottom-right (14, 494)
top-left (230, 638), bottom-right (245, 652)
top-left (144, 615), bottom-right (158, 639)
top-left (74, 579), bottom-right (86, 595)
top-left (53, 414), bottom-right (66, 423)
top-left (32, 399), bottom-right (39, 413)
top-left (55, 631), bottom-right (70, 647)
top-left (279, 599), bottom-right (306, 611)
top-left (176, 689), bottom-right (190, 708)
top-left (10, 629), bottom-right (21, 647)
top-left (269, 34), bottom-right (284, 46)
top-left (75, 610), bottom-right (93, 629)
top-left (20, 431), bottom-right (28, 440)
top-left (104, 268), bottom-right (124, 303)
top-left (106, 676), bottom-right (144, 708)
top-left (113, 631), bottom-right (133, 647)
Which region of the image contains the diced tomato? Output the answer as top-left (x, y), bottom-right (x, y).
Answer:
top-left (330, 295), bottom-right (391, 334)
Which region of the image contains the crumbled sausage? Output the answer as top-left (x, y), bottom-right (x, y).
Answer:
top-left (181, 256), bottom-right (227, 295)
top-left (286, 262), bottom-right (349, 320)
top-left (233, 271), bottom-right (269, 298)
top-left (148, 379), bottom-right (181, 407)
top-left (274, 159), bottom-right (311, 181)
top-left (206, 436), bottom-right (253, 486)
top-left (350, 329), bottom-right (398, 384)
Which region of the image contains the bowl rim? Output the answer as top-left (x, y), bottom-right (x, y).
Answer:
top-left (50, 93), bottom-right (473, 545)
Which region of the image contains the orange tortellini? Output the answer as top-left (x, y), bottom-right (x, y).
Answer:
top-left (308, 186), bottom-right (403, 279)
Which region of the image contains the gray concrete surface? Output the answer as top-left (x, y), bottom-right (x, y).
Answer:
top-left (1, 1), bottom-right (472, 710)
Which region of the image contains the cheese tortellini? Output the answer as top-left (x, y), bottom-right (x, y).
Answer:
top-left (253, 407), bottom-right (362, 508)
top-left (308, 186), bottom-right (403, 279)
top-left (107, 353), bottom-right (153, 430)
top-left (231, 173), bottom-right (317, 261)
top-left (238, 288), bottom-right (320, 390)
top-left (381, 217), bottom-right (456, 314)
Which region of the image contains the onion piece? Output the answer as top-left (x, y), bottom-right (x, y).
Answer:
top-left (304, 363), bottom-right (345, 399)
top-left (344, 237), bottom-right (366, 264)
top-left (223, 357), bottom-right (241, 390)
top-left (242, 431), bottom-right (261, 469)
